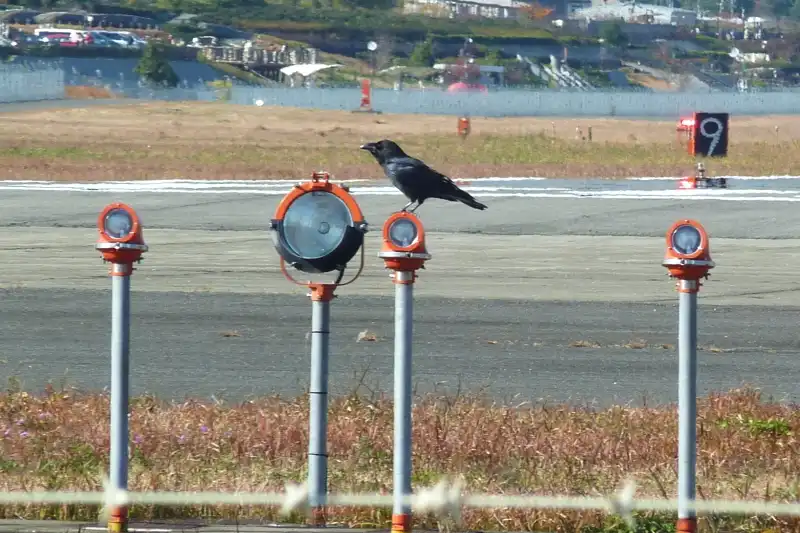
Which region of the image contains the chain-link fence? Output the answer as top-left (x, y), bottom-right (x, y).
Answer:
top-left (228, 85), bottom-right (800, 117)
top-left (4, 61), bottom-right (800, 117)
top-left (0, 61), bottom-right (64, 103)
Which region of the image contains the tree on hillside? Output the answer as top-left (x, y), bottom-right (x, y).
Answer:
top-left (135, 41), bottom-right (180, 87)
top-left (601, 21), bottom-right (628, 48)
top-left (409, 37), bottom-right (434, 67)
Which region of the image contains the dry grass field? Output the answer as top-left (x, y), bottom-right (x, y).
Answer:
top-left (1, 101), bottom-right (800, 181)
top-left (0, 386), bottom-right (797, 532)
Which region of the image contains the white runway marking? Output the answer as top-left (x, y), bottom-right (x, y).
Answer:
top-left (3, 176), bottom-right (800, 202)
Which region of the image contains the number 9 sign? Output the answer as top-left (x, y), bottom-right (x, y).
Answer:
top-left (689, 112), bottom-right (729, 158)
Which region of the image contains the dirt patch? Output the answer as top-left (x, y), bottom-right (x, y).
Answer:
top-left (64, 85), bottom-right (117, 99)
top-left (0, 101), bottom-right (798, 181)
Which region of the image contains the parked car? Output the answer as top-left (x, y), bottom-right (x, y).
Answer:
top-left (94, 30), bottom-right (146, 49)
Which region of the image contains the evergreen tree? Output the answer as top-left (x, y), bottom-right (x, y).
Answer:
top-left (135, 41), bottom-right (180, 87)
top-left (601, 21), bottom-right (629, 48)
top-left (409, 37), bottom-right (434, 67)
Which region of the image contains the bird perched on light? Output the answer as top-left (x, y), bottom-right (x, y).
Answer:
top-left (359, 139), bottom-right (487, 213)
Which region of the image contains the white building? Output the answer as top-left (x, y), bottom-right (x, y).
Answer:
top-left (402, 0), bottom-right (526, 19)
top-left (570, 0), bottom-right (696, 25)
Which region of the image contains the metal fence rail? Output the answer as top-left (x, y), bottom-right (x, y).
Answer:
top-left (0, 480), bottom-right (799, 530)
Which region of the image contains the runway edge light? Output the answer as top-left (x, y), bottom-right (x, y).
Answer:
top-left (379, 211), bottom-right (431, 279)
top-left (379, 210), bottom-right (431, 533)
top-left (662, 219), bottom-right (714, 290)
top-left (95, 202), bottom-right (148, 271)
top-left (662, 219), bottom-right (715, 533)
top-left (94, 202), bottom-right (147, 533)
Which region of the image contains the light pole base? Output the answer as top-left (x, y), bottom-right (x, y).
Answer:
top-left (391, 513), bottom-right (412, 533)
top-left (309, 506), bottom-right (326, 527)
top-left (107, 507), bottom-right (128, 533)
top-left (676, 517), bottom-right (697, 533)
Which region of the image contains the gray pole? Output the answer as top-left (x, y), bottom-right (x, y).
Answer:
top-left (109, 262), bottom-right (132, 532)
top-left (308, 293), bottom-right (331, 525)
top-left (677, 279), bottom-right (698, 533)
top-left (392, 271), bottom-right (414, 533)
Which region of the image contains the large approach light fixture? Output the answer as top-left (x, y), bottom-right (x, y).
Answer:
top-left (271, 172), bottom-right (368, 277)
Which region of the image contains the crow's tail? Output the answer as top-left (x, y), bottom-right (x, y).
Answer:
top-left (448, 188), bottom-right (487, 210)
top-left (439, 182), bottom-right (488, 210)
top-left (459, 195), bottom-right (488, 210)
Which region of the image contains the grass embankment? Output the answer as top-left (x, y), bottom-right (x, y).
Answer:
top-left (1, 102), bottom-right (799, 181)
top-left (0, 386), bottom-right (798, 532)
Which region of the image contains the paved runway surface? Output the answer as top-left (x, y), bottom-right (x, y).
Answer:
top-left (2, 187), bottom-right (800, 406)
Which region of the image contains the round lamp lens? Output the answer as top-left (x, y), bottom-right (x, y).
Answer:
top-left (104, 208), bottom-right (133, 239)
top-left (671, 225), bottom-right (702, 256)
top-left (389, 218), bottom-right (418, 248)
top-left (283, 191), bottom-right (353, 260)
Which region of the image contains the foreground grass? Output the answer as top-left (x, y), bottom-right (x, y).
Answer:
top-left (1, 134), bottom-right (799, 181)
top-left (0, 386), bottom-right (798, 532)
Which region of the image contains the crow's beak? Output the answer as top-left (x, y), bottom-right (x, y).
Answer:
top-left (359, 143), bottom-right (372, 151)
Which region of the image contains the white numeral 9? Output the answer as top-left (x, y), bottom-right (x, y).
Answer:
top-left (699, 117), bottom-right (724, 156)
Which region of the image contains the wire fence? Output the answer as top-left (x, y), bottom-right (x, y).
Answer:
top-left (0, 61), bottom-right (65, 103)
top-left (5, 61), bottom-right (800, 117)
top-left (1, 479), bottom-right (800, 530)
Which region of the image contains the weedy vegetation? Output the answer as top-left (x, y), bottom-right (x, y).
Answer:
top-left (1, 102), bottom-right (799, 181)
top-left (0, 383), bottom-right (798, 533)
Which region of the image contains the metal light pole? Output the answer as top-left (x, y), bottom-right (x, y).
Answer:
top-left (110, 262), bottom-right (132, 533)
top-left (662, 219), bottom-right (714, 533)
top-left (270, 172), bottom-right (369, 527)
top-left (379, 211), bottom-right (432, 533)
top-left (95, 203), bottom-right (148, 533)
top-left (393, 270), bottom-right (414, 533)
top-left (308, 284), bottom-right (335, 526)
top-left (677, 278), bottom-right (698, 533)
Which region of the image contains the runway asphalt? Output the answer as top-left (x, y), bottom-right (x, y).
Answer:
top-left (2, 190), bottom-right (799, 406)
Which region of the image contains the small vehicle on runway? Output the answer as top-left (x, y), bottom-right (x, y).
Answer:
top-left (677, 162), bottom-right (728, 190)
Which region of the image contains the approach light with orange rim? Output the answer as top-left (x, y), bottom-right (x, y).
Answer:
top-left (270, 172), bottom-right (369, 275)
top-left (662, 219), bottom-right (714, 282)
top-left (379, 211), bottom-right (431, 273)
top-left (95, 202), bottom-right (148, 265)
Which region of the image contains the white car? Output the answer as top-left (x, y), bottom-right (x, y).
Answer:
top-left (94, 30), bottom-right (146, 49)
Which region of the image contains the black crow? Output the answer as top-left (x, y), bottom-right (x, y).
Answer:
top-left (359, 139), bottom-right (487, 213)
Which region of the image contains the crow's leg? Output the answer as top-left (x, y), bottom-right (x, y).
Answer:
top-left (408, 199), bottom-right (424, 213)
top-left (401, 199), bottom-right (417, 212)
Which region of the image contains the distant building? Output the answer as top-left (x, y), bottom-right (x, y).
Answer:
top-left (572, 1), bottom-right (696, 25)
top-left (402, 0), bottom-right (526, 19)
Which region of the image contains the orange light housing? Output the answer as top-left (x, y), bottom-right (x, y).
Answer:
top-left (676, 117), bottom-right (695, 132)
top-left (662, 219), bottom-right (714, 280)
top-left (271, 171), bottom-right (368, 274)
top-left (95, 202), bottom-right (147, 264)
top-left (379, 211), bottom-right (431, 272)
top-left (458, 116), bottom-right (471, 137)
